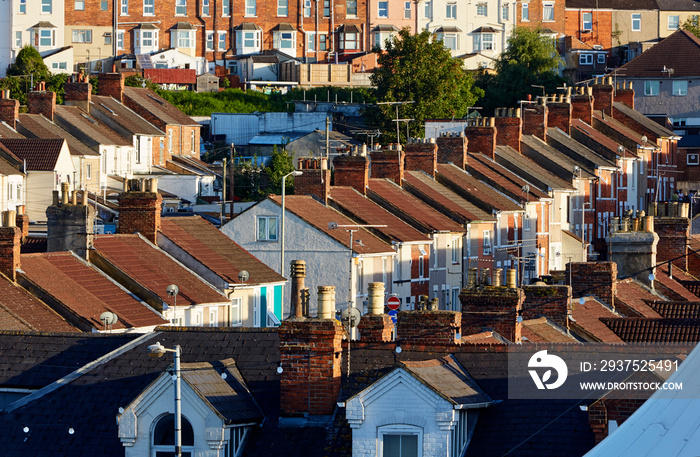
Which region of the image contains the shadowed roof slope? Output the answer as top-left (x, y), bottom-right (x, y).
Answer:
top-left (17, 113), bottom-right (99, 157)
top-left (616, 30), bottom-right (700, 78)
top-left (435, 164), bottom-right (524, 212)
top-left (124, 87), bottom-right (200, 126)
top-left (0, 138), bottom-right (65, 171)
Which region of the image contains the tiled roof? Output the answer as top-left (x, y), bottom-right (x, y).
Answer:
top-left (124, 87), bottom-right (200, 126)
top-left (591, 111), bottom-right (659, 149)
top-left (521, 317), bottom-right (580, 343)
top-left (467, 153), bottom-right (551, 200)
top-left (0, 138), bottom-right (65, 171)
top-left (571, 119), bottom-right (637, 159)
top-left (613, 102), bottom-right (675, 138)
top-left (0, 122), bottom-right (24, 139)
top-left (436, 164), bottom-right (524, 212)
top-left (20, 252), bottom-right (168, 330)
top-left (654, 269), bottom-right (700, 301)
top-left (268, 195), bottom-right (393, 255)
top-left (617, 30), bottom-right (700, 78)
top-left (366, 178), bottom-right (466, 233)
top-left (546, 129), bottom-right (618, 169)
top-left (93, 235), bottom-right (229, 307)
top-left (0, 275), bottom-right (78, 333)
top-left (565, 0), bottom-right (657, 9)
top-left (403, 171), bottom-right (496, 222)
top-left (460, 330), bottom-right (508, 344)
top-left (570, 297), bottom-right (624, 343)
top-left (647, 301), bottom-right (700, 319)
top-left (169, 155), bottom-right (217, 175)
top-left (329, 187), bottom-right (431, 243)
top-left (0, 155), bottom-right (22, 177)
top-left (54, 106), bottom-right (133, 146)
top-left (91, 95), bottom-right (164, 136)
top-left (656, 0), bottom-right (700, 10)
top-left (521, 134), bottom-right (597, 179)
top-left (495, 145), bottom-right (575, 191)
top-left (17, 113), bottom-right (100, 157)
top-left (601, 318), bottom-right (700, 342)
top-left (159, 216), bottom-right (286, 286)
top-left (144, 68), bottom-right (197, 85)
top-left (614, 278), bottom-right (663, 317)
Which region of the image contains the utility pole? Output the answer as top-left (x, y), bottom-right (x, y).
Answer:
top-left (221, 158), bottom-right (227, 224)
top-left (230, 143), bottom-right (235, 219)
top-left (325, 117), bottom-right (330, 163)
top-left (377, 101), bottom-right (414, 145)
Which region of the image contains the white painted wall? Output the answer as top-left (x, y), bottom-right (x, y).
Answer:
top-left (157, 174), bottom-right (214, 204)
top-left (0, 173), bottom-right (25, 212)
top-left (211, 112), bottom-right (328, 146)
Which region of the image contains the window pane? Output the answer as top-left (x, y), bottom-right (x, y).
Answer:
top-left (268, 217), bottom-right (277, 240)
top-left (258, 217), bottom-right (267, 240)
top-left (401, 435), bottom-right (418, 457)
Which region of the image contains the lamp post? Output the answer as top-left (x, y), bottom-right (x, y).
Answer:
top-left (280, 170), bottom-right (303, 275)
top-left (147, 342), bottom-right (182, 457)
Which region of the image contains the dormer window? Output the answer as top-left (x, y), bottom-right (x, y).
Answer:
top-left (134, 24), bottom-right (159, 54)
top-left (31, 22), bottom-right (57, 48)
top-left (171, 23), bottom-right (195, 49)
top-left (235, 23), bottom-right (262, 54)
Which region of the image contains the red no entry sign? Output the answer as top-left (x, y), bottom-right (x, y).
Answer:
top-left (387, 296), bottom-right (401, 310)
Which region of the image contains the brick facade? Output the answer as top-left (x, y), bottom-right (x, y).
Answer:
top-left (435, 132), bottom-right (468, 168)
top-left (654, 217), bottom-right (690, 271)
top-left (333, 154), bottom-right (369, 194)
top-left (571, 88), bottom-right (594, 124)
top-left (0, 97), bottom-right (19, 130)
top-left (278, 318), bottom-right (344, 416)
top-left (546, 97), bottom-right (573, 135)
top-left (494, 109), bottom-right (522, 152)
top-left (459, 286), bottom-right (525, 342)
top-left (396, 310), bottom-right (461, 345)
top-left (369, 147), bottom-right (404, 185)
top-left (592, 78), bottom-right (615, 117)
top-left (117, 181), bottom-right (163, 244)
top-left (98, 73), bottom-right (125, 103)
top-left (15, 206), bottom-right (29, 242)
top-left (295, 159), bottom-right (331, 203)
top-left (522, 285), bottom-right (571, 328)
top-left (64, 80), bottom-right (92, 113)
top-left (464, 119), bottom-right (496, 159)
top-left (566, 262), bottom-right (617, 309)
top-left (522, 102), bottom-right (548, 140)
top-left (27, 91), bottom-right (56, 122)
top-left (358, 314), bottom-right (394, 342)
top-left (0, 225), bottom-right (21, 282)
top-left (403, 139), bottom-right (438, 177)
top-left (614, 81), bottom-right (635, 109)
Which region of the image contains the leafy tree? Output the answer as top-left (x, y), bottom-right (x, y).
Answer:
top-left (6, 45), bottom-right (50, 80)
top-left (262, 146), bottom-right (295, 195)
top-left (369, 28), bottom-right (483, 142)
top-left (682, 15), bottom-right (700, 38)
top-left (125, 75), bottom-right (160, 91)
top-left (475, 27), bottom-right (566, 114)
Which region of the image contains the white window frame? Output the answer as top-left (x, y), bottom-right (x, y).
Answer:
top-left (222, 0), bottom-right (230, 16)
top-left (439, 33), bottom-right (458, 51)
top-left (304, 0), bottom-right (311, 16)
top-left (257, 216), bottom-right (278, 241)
top-left (347, 0), bottom-right (357, 17)
top-left (36, 29), bottom-right (55, 47)
top-left (277, 0), bottom-right (288, 16)
top-left (378, 425), bottom-right (423, 457)
top-left (668, 15), bottom-right (679, 30)
top-left (524, 214), bottom-right (531, 231)
top-left (644, 80), bottom-right (659, 96)
top-left (245, 0), bottom-right (256, 16)
top-left (340, 32), bottom-right (358, 49)
top-left (418, 255), bottom-right (424, 278)
top-left (120, 0), bottom-right (128, 15)
top-left (521, 2), bottom-right (529, 21)
top-left (582, 12), bottom-right (592, 31)
top-left (41, 0), bottom-right (52, 13)
top-left (378, 1), bottom-right (388, 18)
top-left (476, 3), bottom-right (487, 16)
top-left (218, 31), bottom-right (226, 50)
top-left (230, 297), bottom-right (242, 325)
top-left (15, 31), bottom-right (22, 48)
top-left (673, 80), bottom-right (688, 96)
top-left (501, 3), bottom-right (508, 20)
top-left (597, 53), bottom-right (605, 64)
top-left (404, 0), bottom-right (411, 19)
top-left (190, 309), bottom-right (203, 326)
top-left (274, 31), bottom-right (295, 49)
top-left (190, 130), bottom-right (195, 151)
top-left (175, 0), bottom-right (186, 15)
top-left (631, 13), bottom-right (641, 32)
top-left (451, 237), bottom-right (460, 264)
top-left (424, 0), bottom-right (431, 18)
top-left (209, 308), bottom-right (218, 327)
top-left (75, 0), bottom-right (85, 10)
top-left (202, 0), bottom-right (209, 14)
top-left (173, 29), bottom-right (194, 48)
top-left (117, 30), bottom-right (125, 50)
top-left (19, 0), bottom-right (26, 14)
top-left (483, 230), bottom-right (492, 255)
top-left (143, 0), bottom-right (154, 15)
top-left (307, 32), bottom-right (316, 51)
top-left (206, 31), bottom-right (214, 50)
top-left (474, 33), bottom-right (493, 51)
top-left (579, 53), bottom-right (593, 65)
top-left (446, 2), bottom-right (456, 19)
top-left (72, 29), bottom-right (92, 43)
top-left (542, 2), bottom-right (554, 21)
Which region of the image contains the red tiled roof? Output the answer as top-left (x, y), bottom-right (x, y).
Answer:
top-left (144, 68), bottom-right (197, 84)
top-left (617, 30), bottom-right (700, 78)
top-left (93, 235), bottom-right (229, 307)
top-left (18, 113), bottom-right (100, 157)
top-left (436, 164), bottom-right (524, 212)
top-left (614, 278), bottom-right (662, 317)
top-left (329, 187), bottom-right (431, 243)
top-left (0, 274), bottom-right (78, 332)
top-left (601, 318), bottom-right (700, 343)
top-left (654, 269), bottom-right (700, 301)
top-left (91, 95), bottom-right (164, 136)
top-left (20, 252), bottom-right (168, 329)
top-left (460, 331), bottom-right (507, 344)
top-left (0, 138), bottom-right (65, 171)
top-left (124, 87), bottom-right (199, 126)
top-left (54, 106), bottom-right (133, 147)
top-left (367, 179), bottom-right (466, 233)
top-left (571, 119), bottom-right (637, 159)
top-left (591, 111), bottom-right (659, 149)
top-left (268, 195), bottom-right (393, 255)
top-left (467, 153), bottom-right (550, 200)
top-left (647, 301), bottom-right (700, 319)
top-left (521, 317), bottom-right (580, 343)
top-left (570, 297), bottom-right (624, 343)
top-left (159, 216), bottom-right (285, 286)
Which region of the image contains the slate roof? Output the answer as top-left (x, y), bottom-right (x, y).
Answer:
top-left (591, 111), bottom-right (660, 150)
top-left (20, 252), bottom-right (168, 330)
top-left (90, 95), bottom-right (165, 136)
top-left (0, 275), bottom-right (78, 333)
top-left (0, 138), bottom-right (65, 171)
top-left (366, 178), bottom-right (466, 233)
top-left (571, 119), bottom-right (637, 160)
top-left (17, 113), bottom-right (100, 157)
top-left (570, 297), bottom-right (624, 343)
top-left (92, 235), bottom-right (229, 308)
top-left (614, 278), bottom-right (663, 317)
top-left (0, 155), bottom-right (22, 177)
top-left (653, 268), bottom-right (700, 301)
top-left (601, 318), bottom-right (700, 342)
top-left (616, 30), bottom-right (700, 79)
top-left (656, 0), bottom-right (700, 10)
top-left (494, 145), bottom-right (575, 192)
top-left (159, 216), bottom-right (286, 286)
top-left (123, 87), bottom-right (200, 127)
top-left (436, 164), bottom-right (524, 213)
top-left (612, 102), bottom-right (676, 138)
top-left (268, 195), bottom-right (393, 255)
top-left (54, 106), bottom-right (133, 147)
top-left (0, 122), bottom-right (24, 139)
top-left (647, 300), bottom-right (700, 319)
top-left (565, 0), bottom-right (658, 8)
top-left (521, 317), bottom-right (580, 343)
top-left (403, 171), bottom-right (496, 222)
top-left (546, 129), bottom-right (618, 170)
top-left (466, 153), bottom-right (551, 200)
top-left (329, 187), bottom-right (431, 243)
top-left (521, 134), bottom-right (597, 179)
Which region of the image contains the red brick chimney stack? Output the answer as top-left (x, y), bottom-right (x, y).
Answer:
top-left (614, 81), bottom-right (635, 109)
top-left (64, 74), bottom-right (93, 113)
top-left (370, 144), bottom-right (405, 185)
top-left (592, 77), bottom-right (615, 117)
top-left (566, 262), bottom-right (617, 309)
top-left (403, 138), bottom-right (438, 178)
top-left (571, 86), bottom-right (594, 124)
top-left (464, 117), bottom-right (497, 159)
top-left (15, 205), bottom-right (29, 242)
top-left (98, 72), bottom-right (125, 103)
top-left (294, 158), bottom-right (331, 204)
top-left (396, 295), bottom-right (461, 345)
top-left (435, 131), bottom-right (468, 168)
top-left (358, 282), bottom-right (394, 342)
top-left (494, 108), bottom-right (522, 152)
top-left (522, 284), bottom-right (571, 328)
top-left (117, 178), bottom-right (162, 244)
top-left (333, 149), bottom-right (369, 194)
top-left (546, 93), bottom-right (573, 135)
top-left (522, 98), bottom-right (548, 140)
top-left (654, 216), bottom-right (690, 271)
top-left (0, 91), bottom-right (19, 130)
top-left (27, 89), bottom-right (56, 122)
top-left (0, 210), bottom-right (21, 282)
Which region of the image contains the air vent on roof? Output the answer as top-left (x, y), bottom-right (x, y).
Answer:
top-left (147, 94), bottom-right (165, 105)
top-left (99, 103), bottom-right (116, 116)
top-left (81, 113), bottom-right (98, 124)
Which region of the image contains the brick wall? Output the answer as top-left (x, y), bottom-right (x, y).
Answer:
top-left (333, 154), bottom-right (368, 194)
top-left (358, 314), bottom-right (394, 342)
top-left (522, 285), bottom-right (571, 328)
top-left (98, 73), bottom-right (124, 102)
top-left (294, 168), bottom-right (331, 203)
top-left (464, 119), bottom-right (496, 159)
top-left (117, 186), bottom-right (162, 244)
top-left (494, 109), bottom-right (522, 152)
top-left (278, 318), bottom-right (344, 416)
top-left (435, 132), bottom-right (468, 168)
top-left (655, 217), bottom-right (690, 270)
top-left (396, 310), bottom-right (461, 345)
top-left (15, 206), bottom-right (29, 241)
top-left (0, 226), bottom-right (20, 282)
top-left (592, 78), bottom-right (614, 117)
top-left (403, 139), bottom-right (438, 177)
top-left (566, 262), bottom-right (616, 308)
top-left (547, 98), bottom-right (572, 135)
top-left (614, 82), bottom-right (634, 109)
top-left (46, 200), bottom-right (96, 258)
top-left (522, 102), bottom-right (548, 140)
top-left (571, 89), bottom-right (594, 124)
top-left (0, 98), bottom-right (19, 130)
top-left (460, 287), bottom-right (525, 342)
top-left (27, 91), bottom-right (56, 122)
top-left (64, 81), bottom-right (92, 112)
top-left (370, 147), bottom-right (404, 185)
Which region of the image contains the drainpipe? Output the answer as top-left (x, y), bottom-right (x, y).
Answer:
top-left (315, 0), bottom-right (319, 62)
top-left (299, 0), bottom-right (307, 61)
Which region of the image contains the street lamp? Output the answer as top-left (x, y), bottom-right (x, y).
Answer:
top-left (280, 170), bottom-right (303, 275)
top-left (147, 342), bottom-right (182, 457)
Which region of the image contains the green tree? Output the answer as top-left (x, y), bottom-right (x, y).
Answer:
top-left (476, 27), bottom-right (566, 114)
top-left (369, 28), bottom-right (483, 142)
top-left (682, 15), bottom-right (700, 38)
top-left (6, 45), bottom-right (50, 79)
top-left (262, 146), bottom-right (295, 195)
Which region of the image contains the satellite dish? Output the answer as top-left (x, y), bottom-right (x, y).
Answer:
top-left (340, 307), bottom-right (362, 328)
top-left (579, 297), bottom-right (585, 305)
top-left (328, 221), bottom-right (338, 230)
top-left (238, 270), bottom-right (250, 283)
top-left (100, 311), bottom-right (118, 326)
top-left (641, 135), bottom-right (648, 144)
top-left (166, 284), bottom-right (179, 296)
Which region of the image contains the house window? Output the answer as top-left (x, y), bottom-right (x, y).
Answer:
top-left (222, 0), bottom-right (230, 15)
top-left (218, 31), bottom-right (226, 50)
top-left (446, 2), bottom-right (456, 19)
top-left (120, 0), bottom-right (127, 14)
top-left (418, 255), bottom-right (424, 278)
top-left (451, 237), bottom-right (460, 264)
top-left (582, 12), bottom-right (592, 31)
top-left (15, 31), bottom-right (22, 48)
top-left (474, 33), bottom-right (493, 51)
top-left (644, 80), bottom-right (659, 96)
top-left (175, 0), bottom-right (186, 14)
top-left (191, 309), bottom-right (203, 326)
top-left (245, 0), bottom-right (256, 16)
top-left (319, 34), bottom-right (327, 50)
top-left (404, 1), bottom-right (411, 19)
top-left (579, 53), bottom-right (593, 65)
top-left (41, 0), bottom-right (52, 13)
top-left (631, 13), bottom-right (641, 31)
top-left (277, 0), bottom-right (287, 16)
top-left (375, 31), bottom-right (393, 49)
top-left (524, 214), bottom-right (531, 231)
top-left (673, 80), bottom-right (688, 96)
top-left (101, 0), bottom-right (108, 10)
top-left (257, 216), bottom-right (278, 241)
top-left (206, 31), bottom-right (214, 50)
top-left (274, 31), bottom-right (295, 50)
top-left (543, 2), bottom-right (554, 21)
top-left (174, 30), bottom-right (194, 48)
top-left (483, 230), bottom-right (492, 255)
top-left (190, 130), bottom-right (195, 151)
top-left (117, 30), bottom-right (124, 49)
top-left (340, 32), bottom-right (358, 49)
top-left (75, 0), bottom-right (85, 10)
top-left (36, 29), bottom-right (55, 47)
top-left (347, 0), bottom-right (357, 16)
top-left (304, 0), bottom-right (311, 16)
top-left (476, 3), bottom-right (487, 16)
top-left (231, 297), bottom-right (242, 325)
top-left (379, 426), bottom-right (422, 457)
top-left (307, 32), bottom-right (315, 51)
top-left (424, 1), bottom-right (431, 18)
top-left (687, 152), bottom-right (699, 165)
top-left (209, 308), bottom-right (218, 326)
top-left (72, 29), bottom-right (92, 43)
top-left (378, 1), bottom-right (388, 18)
top-left (597, 53), bottom-right (605, 64)
top-left (668, 15), bottom-right (679, 30)
top-left (238, 30), bottom-right (261, 51)
top-left (143, 0), bottom-right (154, 14)
top-left (52, 61), bottom-right (67, 70)
top-left (152, 414), bottom-right (194, 457)
top-left (19, 0), bottom-right (26, 13)
top-left (168, 129), bottom-right (173, 152)
top-left (501, 3), bottom-right (508, 20)
top-left (202, 0), bottom-right (209, 14)
top-left (521, 2), bottom-right (529, 21)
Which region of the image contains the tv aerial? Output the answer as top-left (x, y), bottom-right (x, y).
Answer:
top-left (100, 311), bottom-right (118, 332)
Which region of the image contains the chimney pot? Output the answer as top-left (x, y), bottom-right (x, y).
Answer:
top-left (492, 268), bottom-right (503, 287)
top-left (506, 268), bottom-right (517, 288)
top-left (61, 182), bottom-right (70, 204)
top-left (317, 286), bottom-right (336, 319)
top-left (368, 282), bottom-right (385, 314)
